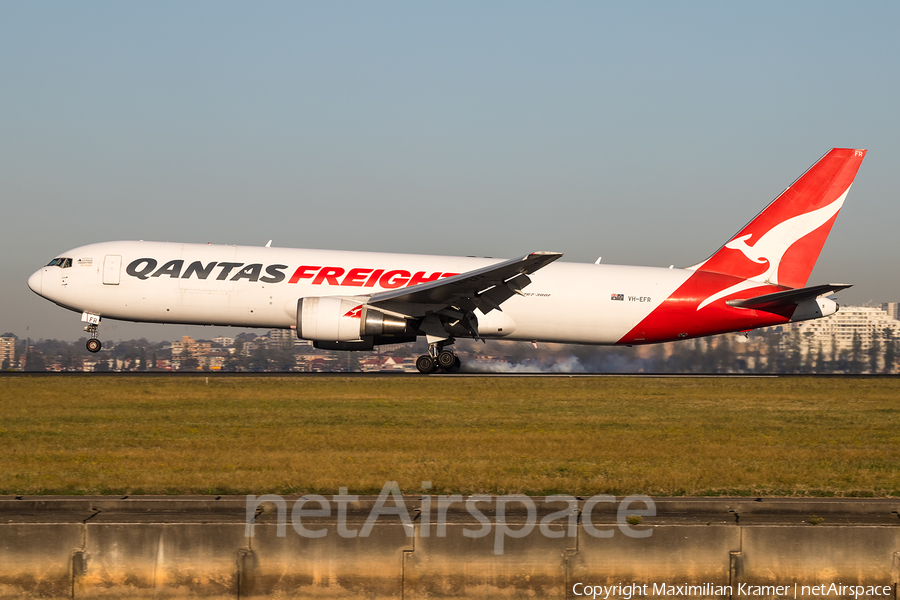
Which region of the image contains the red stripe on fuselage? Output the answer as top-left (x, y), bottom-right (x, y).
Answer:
top-left (619, 271), bottom-right (793, 344)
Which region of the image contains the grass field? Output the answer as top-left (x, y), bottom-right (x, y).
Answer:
top-left (0, 375), bottom-right (898, 497)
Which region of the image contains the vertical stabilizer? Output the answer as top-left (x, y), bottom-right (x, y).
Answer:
top-left (689, 148), bottom-right (866, 289)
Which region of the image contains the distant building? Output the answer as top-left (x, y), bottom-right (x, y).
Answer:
top-left (171, 336), bottom-right (214, 369)
top-left (378, 342), bottom-right (416, 353)
top-left (786, 305), bottom-right (900, 371)
top-left (266, 329), bottom-right (294, 345)
top-left (265, 328), bottom-right (316, 349)
top-left (0, 337), bottom-right (15, 368)
top-left (207, 354), bottom-right (226, 370)
top-left (881, 302), bottom-right (900, 321)
top-left (212, 336), bottom-right (234, 347)
top-left (359, 356), bottom-right (415, 372)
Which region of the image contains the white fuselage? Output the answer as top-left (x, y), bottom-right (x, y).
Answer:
top-left (29, 240), bottom-right (692, 345)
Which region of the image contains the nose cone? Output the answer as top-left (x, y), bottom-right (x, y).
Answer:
top-left (27, 269), bottom-right (42, 295)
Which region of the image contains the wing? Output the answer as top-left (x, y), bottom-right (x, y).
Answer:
top-left (367, 251), bottom-right (563, 317)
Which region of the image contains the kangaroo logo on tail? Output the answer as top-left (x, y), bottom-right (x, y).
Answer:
top-left (723, 190), bottom-right (847, 280)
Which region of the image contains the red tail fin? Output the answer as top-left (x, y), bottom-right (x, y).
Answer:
top-left (690, 148), bottom-right (866, 289)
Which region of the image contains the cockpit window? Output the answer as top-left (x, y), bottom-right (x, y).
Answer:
top-left (46, 258), bottom-right (73, 268)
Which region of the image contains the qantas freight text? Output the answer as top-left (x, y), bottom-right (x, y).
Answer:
top-left (125, 258), bottom-right (459, 289)
top-left (27, 149), bottom-right (867, 373)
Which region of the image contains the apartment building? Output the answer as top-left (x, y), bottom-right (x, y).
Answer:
top-left (0, 337), bottom-right (16, 368)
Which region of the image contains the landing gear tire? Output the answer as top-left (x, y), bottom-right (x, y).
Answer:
top-left (446, 356), bottom-right (461, 374)
top-left (416, 355), bottom-right (436, 374)
top-left (437, 350), bottom-right (457, 369)
top-left (83, 316), bottom-right (102, 354)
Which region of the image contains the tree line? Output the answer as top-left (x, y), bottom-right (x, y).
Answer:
top-left (3, 326), bottom-right (898, 374)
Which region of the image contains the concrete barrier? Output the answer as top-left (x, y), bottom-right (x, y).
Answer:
top-left (0, 496), bottom-right (898, 599)
top-left (76, 523), bottom-right (245, 599)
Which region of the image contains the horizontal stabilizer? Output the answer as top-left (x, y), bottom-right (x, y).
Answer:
top-left (726, 283), bottom-right (852, 310)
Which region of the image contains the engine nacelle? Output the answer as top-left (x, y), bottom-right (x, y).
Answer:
top-left (297, 297), bottom-right (414, 342)
top-left (790, 297), bottom-right (838, 323)
top-left (297, 297), bottom-right (362, 341)
top-left (475, 308), bottom-right (516, 337)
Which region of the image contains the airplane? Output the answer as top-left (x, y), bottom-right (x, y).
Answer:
top-left (28, 148), bottom-right (866, 373)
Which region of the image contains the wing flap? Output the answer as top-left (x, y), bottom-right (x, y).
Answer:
top-left (368, 251), bottom-right (562, 311)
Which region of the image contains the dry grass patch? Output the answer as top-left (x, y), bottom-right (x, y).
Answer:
top-left (0, 376), bottom-right (898, 496)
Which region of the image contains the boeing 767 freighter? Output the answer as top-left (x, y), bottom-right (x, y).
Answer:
top-left (28, 148), bottom-right (866, 373)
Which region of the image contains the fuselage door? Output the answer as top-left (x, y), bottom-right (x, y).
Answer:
top-left (102, 255), bottom-right (122, 285)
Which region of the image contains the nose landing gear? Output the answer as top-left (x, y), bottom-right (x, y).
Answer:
top-left (416, 340), bottom-right (461, 374)
top-left (86, 337), bottom-right (102, 353)
top-left (82, 312), bottom-right (102, 353)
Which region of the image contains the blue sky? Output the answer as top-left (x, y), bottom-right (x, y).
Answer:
top-left (2, 2), bottom-right (897, 342)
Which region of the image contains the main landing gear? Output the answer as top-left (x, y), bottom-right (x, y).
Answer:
top-left (416, 341), bottom-right (461, 374)
top-left (82, 313), bottom-right (102, 353)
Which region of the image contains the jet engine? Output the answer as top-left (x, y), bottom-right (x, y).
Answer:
top-left (360, 305), bottom-right (413, 337)
top-left (790, 297), bottom-right (839, 322)
top-left (296, 297), bottom-right (413, 342)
